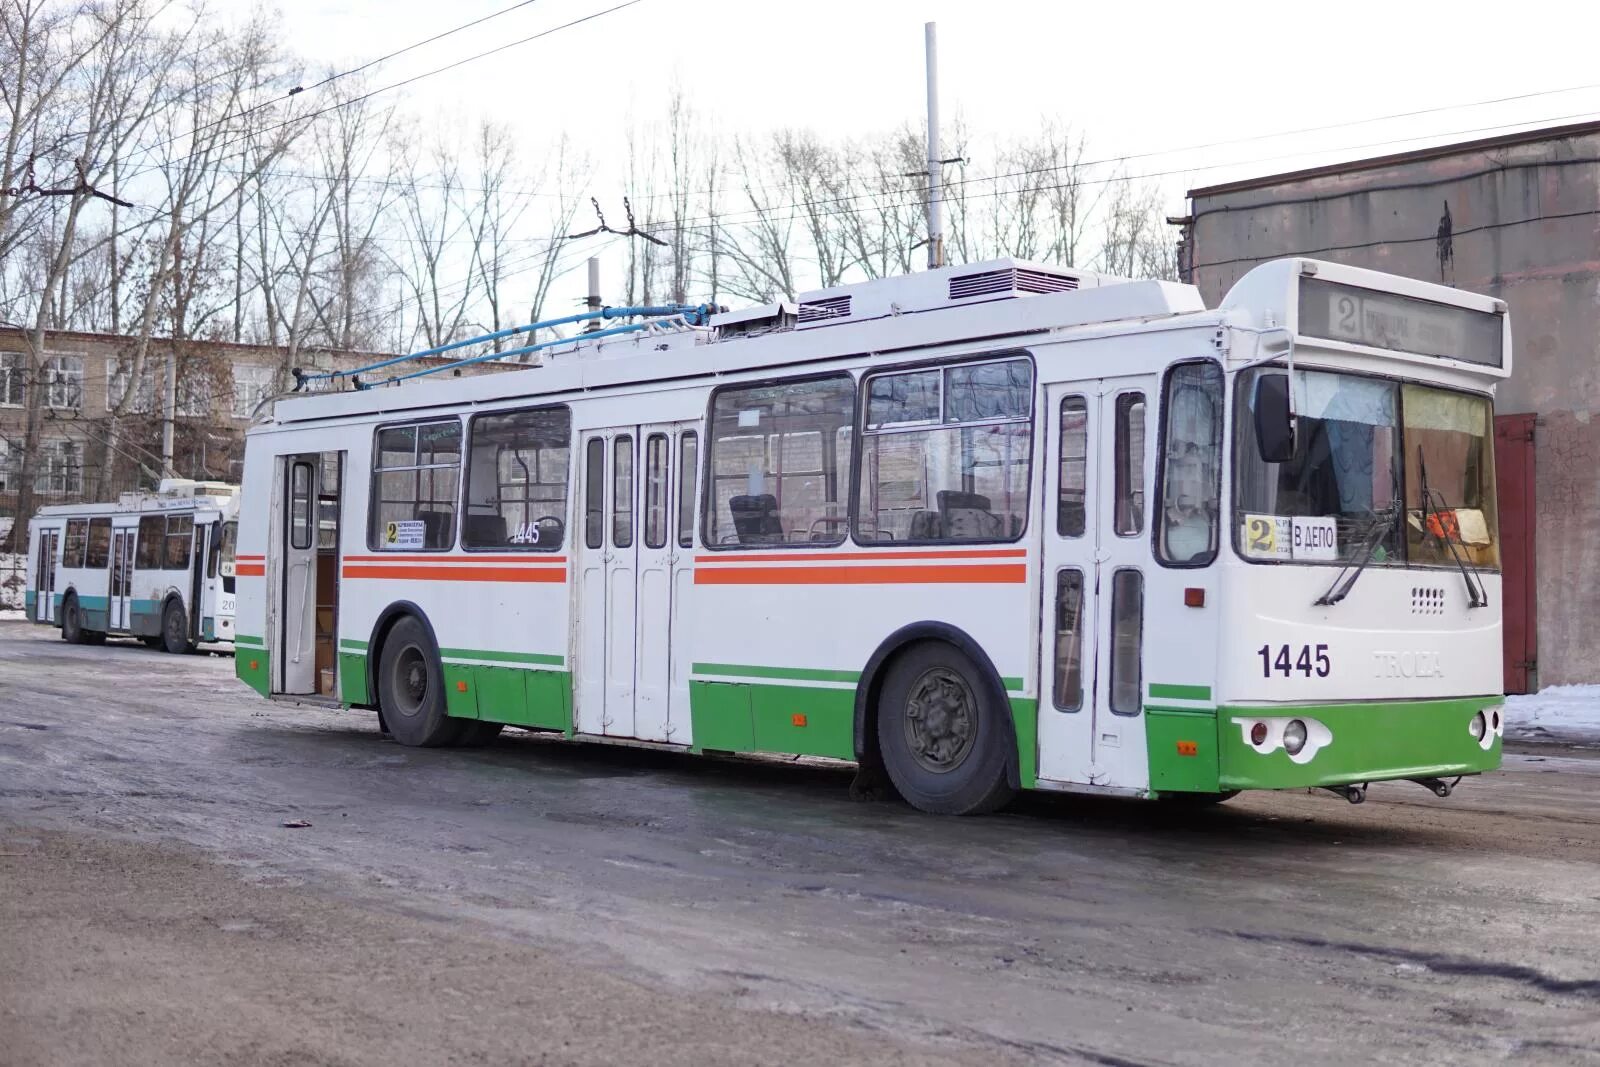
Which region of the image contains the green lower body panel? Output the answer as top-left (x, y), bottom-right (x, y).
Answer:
top-left (448, 664), bottom-right (573, 732)
top-left (339, 652), bottom-right (370, 705)
top-left (689, 680), bottom-right (853, 759)
top-left (235, 640), bottom-right (270, 697)
top-left (1011, 697), bottom-right (1038, 790)
top-left (24, 591), bottom-right (35, 614)
top-left (1217, 696), bottom-right (1504, 791)
top-left (1147, 707), bottom-right (1222, 794)
top-left (690, 681), bottom-right (755, 752)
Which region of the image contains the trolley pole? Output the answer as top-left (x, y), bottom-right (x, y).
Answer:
top-left (583, 257), bottom-right (602, 332)
top-left (925, 21), bottom-right (945, 270)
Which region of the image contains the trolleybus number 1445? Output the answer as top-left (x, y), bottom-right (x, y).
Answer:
top-left (1258, 644), bottom-right (1332, 679)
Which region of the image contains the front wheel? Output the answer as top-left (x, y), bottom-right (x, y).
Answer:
top-left (377, 616), bottom-right (464, 748)
top-left (61, 595), bottom-right (85, 644)
top-left (876, 643), bottom-right (1017, 815)
top-left (161, 601), bottom-right (196, 654)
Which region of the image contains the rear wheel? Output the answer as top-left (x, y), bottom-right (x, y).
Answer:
top-left (161, 601), bottom-right (195, 654)
top-left (60, 595), bottom-right (85, 644)
top-left (876, 643), bottom-right (1017, 815)
top-left (377, 616), bottom-right (464, 748)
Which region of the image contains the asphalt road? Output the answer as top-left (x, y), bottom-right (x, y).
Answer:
top-left (1, 620), bottom-right (1598, 1065)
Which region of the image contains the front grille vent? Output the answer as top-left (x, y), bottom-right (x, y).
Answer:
top-left (797, 295), bottom-right (852, 323)
top-left (1411, 586), bottom-right (1446, 615)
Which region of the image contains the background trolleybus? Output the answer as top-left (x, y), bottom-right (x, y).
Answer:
top-left (231, 256), bottom-right (1507, 814)
top-left (26, 479), bottom-right (239, 653)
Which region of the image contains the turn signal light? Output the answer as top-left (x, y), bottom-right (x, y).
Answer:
top-left (456, 680), bottom-right (468, 693)
top-left (791, 713), bottom-right (808, 728)
top-left (1184, 587), bottom-right (1205, 608)
top-left (1250, 722), bottom-right (1268, 746)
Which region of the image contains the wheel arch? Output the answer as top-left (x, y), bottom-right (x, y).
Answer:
top-left (363, 600), bottom-right (440, 707)
top-left (852, 621), bottom-right (1021, 789)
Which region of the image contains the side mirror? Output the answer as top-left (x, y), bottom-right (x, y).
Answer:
top-left (1253, 372), bottom-right (1296, 463)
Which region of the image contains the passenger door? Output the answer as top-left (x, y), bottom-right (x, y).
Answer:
top-left (1037, 375), bottom-right (1154, 789)
top-left (575, 423), bottom-right (697, 742)
top-left (277, 455), bottom-right (319, 694)
top-left (34, 529), bottom-right (58, 623)
top-left (110, 527), bottom-right (134, 631)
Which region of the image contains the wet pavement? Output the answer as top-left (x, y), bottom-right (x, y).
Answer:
top-left (1, 620), bottom-right (1598, 1064)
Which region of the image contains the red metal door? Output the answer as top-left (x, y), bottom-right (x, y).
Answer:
top-left (1494, 414), bottom-right (1536, 694)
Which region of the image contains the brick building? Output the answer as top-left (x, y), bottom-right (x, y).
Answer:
top-left (1178, 119), bottom-right (1600, 692)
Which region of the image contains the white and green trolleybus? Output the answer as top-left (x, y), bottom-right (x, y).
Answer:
top-left (232, 256), bottom-right (1507, 813)
top-left (27, 479), bottom-right (240, 652)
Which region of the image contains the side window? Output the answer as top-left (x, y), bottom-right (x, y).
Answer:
top-left (1051, 569), bottom-right (1085, 712)
top-left (1156, 362), bottom-right (1224, 566)
top-left (165, 514), bottom-right (193, 569)
top-left (368, 420), bottom-right (460, 551)
top-left (1057, 396), bottom-right (1088, 537)
top-left (63, 518), bottom-right (88, 568)
top-left (290, 463), bottom-right (314, 550)
top-left (584, 439), bottom-right (604, 549)
top-left (613, 435), bottom-right (634, 549)
top-left (856, 357), bottom-right (1033, 544)
top-left (677, 431), bottom-right (698, 548)
top-left (705, 375), bottom-right (855, 546)
top-left (1109, 569), bottom-right (1144, 715)
top-left (86, 518), bottom-right (111, 569)
top-left (1113, 392), bottom-right (1146, 536)
top-left (644, 433), bottom-right (668, 549)
top-left (463, 406), bottom-right (570, 551)
top-left (135, 514), bottom-right (164, 569)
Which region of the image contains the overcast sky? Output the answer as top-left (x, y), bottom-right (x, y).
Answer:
top-left (222, 0), bottom-right (1600, 309)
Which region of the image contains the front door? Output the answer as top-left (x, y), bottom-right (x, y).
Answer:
top-left (1038, 376), bottom-right (1155, 788)
top-left (34, 529), bottom-right (58, 622)
top-left (110, 528), bottom-right (134, 630)
top-left (575, 424), bottom-right (697, 741)
top-left (278, 456), bottom-right (320, 694)
top-left (189, 521), bottom-right (211, 643)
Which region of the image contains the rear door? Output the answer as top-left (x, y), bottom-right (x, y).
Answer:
top-left (278, 456), bottom-right (319, 694)
top-left (34, 528), bottom-right (58, 622)
top-left (110, 526), bottom-right (134, 630)
top-left (633, 422), bottom-right (698, 743)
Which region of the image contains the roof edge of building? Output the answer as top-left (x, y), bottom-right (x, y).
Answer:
top-left (1187, 118), bottom-right (1600, 200)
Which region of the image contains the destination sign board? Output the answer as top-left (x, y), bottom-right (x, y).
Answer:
top-left (1297, 278), bottom-right (1503, 368)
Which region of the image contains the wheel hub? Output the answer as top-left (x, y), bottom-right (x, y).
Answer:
top-left (904, 667), bottom-right (977, 773)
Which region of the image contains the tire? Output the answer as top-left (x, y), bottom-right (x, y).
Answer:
top-left (875, 642), bottom-right (1017, 815)
top-left (161, 601), bottom-right (195, 655)
top-left (377, 616), bottom-right (464, 748)
top-left (454, 721), bottom-right (504, 747)
top-left (61, 595), bottom-right (85, 644)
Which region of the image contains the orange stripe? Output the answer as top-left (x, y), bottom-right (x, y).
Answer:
top-left (694, 563), bottom-right (1026, 586)
top-left (235, 563), bottom-right (265, 577)
top-left (236, 554), bottom-right (265, 561)
top-left (343, 565), bottom-right (566, 583)
top-left (342, 553), bottom-right (567, 564)
top-left (695, 548), bottom-right (1028, 564)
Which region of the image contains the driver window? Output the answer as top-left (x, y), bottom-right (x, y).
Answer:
top-left (463, 406), bottom-right (571, 551)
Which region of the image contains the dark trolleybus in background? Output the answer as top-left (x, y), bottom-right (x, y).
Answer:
top-left (230, 256), bottom-right (1506, 814)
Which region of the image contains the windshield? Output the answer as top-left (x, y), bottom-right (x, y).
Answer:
top-left (1234, 370), bottom-right (1498, 570)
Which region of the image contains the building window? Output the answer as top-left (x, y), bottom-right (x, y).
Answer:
top-left (176, 371), bottom-right (213, 418)
top-left (0, 352), bottom-right (23, 407)
top-left (232, 364), bottom-right (277, 418)
top-left (856, 357), bottom-right (1033, 544)
top-left (107, 358), bottom-right (156, 414)
top-left (462, 406), bottom-right (570, 551)
top-left (34, 439), bottom-right (82, 495)
top-left (44, 356), bottom-right (83, 410)
top-left (1156, 362), bottom-right (1223, 566)
top-left (705, 374), bottom-right (855, 547)
top-left (368, 419), bottom-right (460, 551)
top-left (0, 438), bottom-right (12, 493)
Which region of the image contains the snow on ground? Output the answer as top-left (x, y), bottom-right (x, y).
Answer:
top-left (1505, 685), bottom-right (1600, 746)
top-left (0, 553), bottom-right (25, 612)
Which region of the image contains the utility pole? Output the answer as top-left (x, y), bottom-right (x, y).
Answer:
top-left (925, 21), bottom-right (945, 270)
top-left (161, 350), bottom-right (175, 475)
top-left (583, 257), bottom-right (602, 332)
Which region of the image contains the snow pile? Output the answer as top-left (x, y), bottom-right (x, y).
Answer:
top-left (1504, 685), bottom-right (1600, 746)
top-left (0, 552), bottom-right (25, 613)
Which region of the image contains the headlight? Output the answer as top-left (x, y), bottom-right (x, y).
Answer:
top-left (1250, 721), bottom-right (1269, 746)
top-left (1469, 712), bottom-right (1486, 740)
top-left (1283, 719), bottom-right (1308, 756)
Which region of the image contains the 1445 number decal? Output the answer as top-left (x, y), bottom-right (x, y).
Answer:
top-left (1257, 643), bottom-right (1331, 678)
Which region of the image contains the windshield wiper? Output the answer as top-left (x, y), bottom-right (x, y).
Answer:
top-left (1315, 502), bottom-right (1400, 606)
top-left (1417, 446), bottom-right (1488, 609)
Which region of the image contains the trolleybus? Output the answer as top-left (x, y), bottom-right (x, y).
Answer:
top-left (27, 479), bottom-right (239, 652)
top-left (232, 257), bottom-right (1506, 813)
